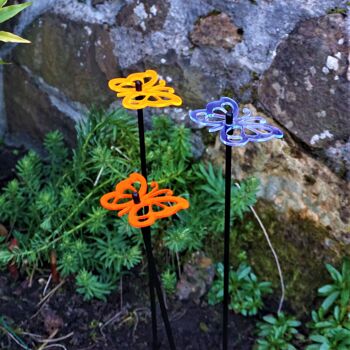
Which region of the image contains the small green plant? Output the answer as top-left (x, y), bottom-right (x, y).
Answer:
top-left (161, 269), bottom-right (177, 295)
top-left (317, 260), bottom-right (350, 317)
top-left (307, 307), bottom-right (350, 350)
top-left (196, 163), bottom-right (258, 233)
top-left (0, 109), bottom-right (143, 300)
top-left (255, 312), bottom-right (301, 350)
top-left (208, 262), bottom-right (272, 316)
top-left (307, 329), bottom-right (350, 350)
top-left (76, 269), bottom-right (113, 301)
top-left (307, 259), bottom-right (350, 350)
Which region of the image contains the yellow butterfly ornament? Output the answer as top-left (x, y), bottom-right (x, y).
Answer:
top-left (108, 69), bottom-right (182, 110)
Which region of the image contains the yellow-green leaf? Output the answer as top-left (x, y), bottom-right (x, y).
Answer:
top-left (0, 2), bottom-right (31, 24)
top-left (0, 31), bottom-right (30, 43)
top-left (0, 1), bottom-right (8, 9)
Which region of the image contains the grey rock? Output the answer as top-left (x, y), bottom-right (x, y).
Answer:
top-left (326, 138), bottom-right (350, 180)
top-left (2, 0), bottom-right (347, 138)
top-left (116, 0), bottom-right (170, 33)
top-left (259, 14), bottom-right (350, 149)
top-left (4, 64), bottom-right (77, 147)
top-left (12, 13), bottom-right (119, 106)
top-left (190, 12), bottom-right (242, 49)
top-left (176, 252), bottom-right (215, 302)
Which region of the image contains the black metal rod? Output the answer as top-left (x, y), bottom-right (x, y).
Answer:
top-left (136, 80), bottom-right (147, 178)
top-left (142, 226), bottom-right (176, 350)
top-left (135, 80), bottom-right (157, 349)
top-left (134, 80), bottom-right (175, 349)
top-left (223, 112), bottom-right (233, 350)
top-left (143, 230), bottom-right (159, 350)
top-left (133, 191), bottom-right (158, 349)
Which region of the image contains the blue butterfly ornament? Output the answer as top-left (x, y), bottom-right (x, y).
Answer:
top-left (189, 97), bottom-right (283, 147)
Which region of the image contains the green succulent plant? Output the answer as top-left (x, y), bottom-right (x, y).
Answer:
top-left (208, 262), bottom-right (272, 316)
top-left (307, 259), bottom-right (350, 350)
top-left (255, 312), bottom-right (301, 350)
top-left (161, 269), bottom-right (177, 295)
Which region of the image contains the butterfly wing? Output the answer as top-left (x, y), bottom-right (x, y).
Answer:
top-left (108, 70), bottom-right (161, 97)
top-left (128, 195), bottom-right (190, 228)
top-left (122, 86), bottom-right (182, 109)
top-left (189, 97), bottom-right (239, 133)
top-left (220, 112), bottom-right (283, 147)
top-left (100, 173), bottom-right (148, 216)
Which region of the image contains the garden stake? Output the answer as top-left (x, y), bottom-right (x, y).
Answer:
top-left (135, 80), bottom-right (148, 177)
top-left (223, 111), bottom-right (233, 350)
top-left (189, 97), bottom-right (283, 350)
top-left (107, 70), bottom-right (182, 349)
top-left (135, 79), bottom-right (158, 349)
top-left (100, 173), bottom-right (189, 350)
top-left (132, 192), bottom-right (176, 350)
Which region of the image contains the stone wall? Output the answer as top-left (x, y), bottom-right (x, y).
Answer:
top-left (0, 0), bottom-right (349, 311)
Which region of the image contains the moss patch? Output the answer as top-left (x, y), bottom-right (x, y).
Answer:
top-left (207, 199), bottom-right (345, 316)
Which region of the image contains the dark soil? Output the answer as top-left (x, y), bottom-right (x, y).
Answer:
top-left (0, 270), bottom-right (256, 350)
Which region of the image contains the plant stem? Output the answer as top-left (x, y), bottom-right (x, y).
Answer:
top-left (50, 250), bottom-right (60, 284)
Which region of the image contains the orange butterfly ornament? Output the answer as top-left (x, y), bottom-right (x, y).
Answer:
top-left (100, 173), bottom-right (189, 228)
top-left (108, 70), bottom-right (182, 110)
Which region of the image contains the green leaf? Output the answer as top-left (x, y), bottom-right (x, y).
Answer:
top-left (263, 315), bottom-right (277, 324)
top-left (342, 258), bottom-right (350, 281)
top-left (318, 284), bottom-right (336, 295)
top-left (237, 266), bottom-right (251, 279)
top-left (0, 2), bottom-right (31, 23)
top-left (326, 264), bottom-right (342, 283)
top-left (0, 31), bottom-right (30, 43)
top-left (0, 1), bottom-right (7, 8)
top-left (310, 334), bottom-right (328, 343)
top-left (288, 320), bottom-right (301, 327)
top-left (320, 291), bottom-right (340, 313)
top-left (0, 249), bottom-right (14, 266)
top-left (340, 288), bottom-right (350, 307)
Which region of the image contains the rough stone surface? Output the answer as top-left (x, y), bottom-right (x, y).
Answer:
top-left (4, 64), bottom-right (76, 147)
top-left (116, 0), bottom-right (170, 33)
top-left (2, 0), bottom-right (348, 120)
top-left (190, 12), bottom-right (242, 49)
top-left (176, 252), bottom-right (215, 303)
top-left (326, 138), bottom-right (350, 180)
top-left (12, 13), bottom-right (119, 107)
top-left (259, 14), bottom-right (350, 149)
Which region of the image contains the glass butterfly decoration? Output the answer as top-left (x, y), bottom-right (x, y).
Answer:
top-left (108, 69), bottom-right (182, 110)
top-left (189, 97), bottom-right (283, 147)
top-left (100, 173), bottom-right (189, 228)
